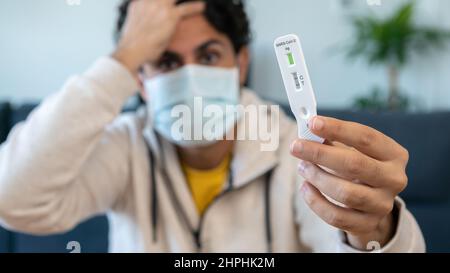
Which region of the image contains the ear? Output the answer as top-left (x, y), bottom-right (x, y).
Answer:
top-left (236, 46), bottom-right (250, 87)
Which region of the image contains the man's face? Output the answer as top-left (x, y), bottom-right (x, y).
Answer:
top-left (139, 14), bottom-right (250, 95)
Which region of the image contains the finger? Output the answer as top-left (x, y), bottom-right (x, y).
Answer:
top-left (327, 140), bottom-right (351, 150)
top-left (291, 140), bottom-right (389, 187)
top-left (309, 116), bottom-right (405, 161)
top-left (298, 161), bottom-right (394, 215)
top-left (176, 1), bottom-right (205, 18)
top-left (301, 182), bottom-right (379, 234)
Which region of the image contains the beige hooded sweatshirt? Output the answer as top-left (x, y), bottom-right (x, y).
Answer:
top-left (0, 57), bottom-right (425, 253)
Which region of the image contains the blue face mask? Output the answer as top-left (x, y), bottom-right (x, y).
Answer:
top-left (144, 65), bottom-right (241, 147)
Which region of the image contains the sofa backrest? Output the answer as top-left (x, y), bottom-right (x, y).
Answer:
top-left (0, 103), bottom-right (11, 143)
top-left (1, 102), bottom-right (450, 252)
top-left (319, 110), bottom-right (450, 204)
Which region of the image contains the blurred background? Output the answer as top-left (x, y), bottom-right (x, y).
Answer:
top-left (1, 0), bottom-right (450, 110)
top-left (0, 0), bottom-right (450, 252)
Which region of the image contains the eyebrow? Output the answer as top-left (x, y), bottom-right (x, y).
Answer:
top-left (195, 39), bottom-right (225, 54)
top-left (160, 39), bottom-right (226, 63)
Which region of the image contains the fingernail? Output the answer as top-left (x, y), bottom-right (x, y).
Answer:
top-left (291, 141), bottom-right (304, 154)
top-left (312, 117), bottom-right (324, 131)
top-left (290, 142), bottom-right (295, 154)
top-left (298, 161), bottom-right (307, 174)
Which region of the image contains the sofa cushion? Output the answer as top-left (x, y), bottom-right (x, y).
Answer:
top-left (11, 216), bottom-right (108, 253)
top-left (0, 227), bottom-right (11, 253)
top-left (408, 201), bottom-right (450, 253)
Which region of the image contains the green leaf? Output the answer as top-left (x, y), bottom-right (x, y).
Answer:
top-left (342, 1), bottom-right (450, 67)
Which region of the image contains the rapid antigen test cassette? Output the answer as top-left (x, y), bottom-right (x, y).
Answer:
top-left (274, 34), bottom-right (324, 143)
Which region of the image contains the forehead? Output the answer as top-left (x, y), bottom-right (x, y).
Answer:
top-left (166, 14), bottom-right (233, 54)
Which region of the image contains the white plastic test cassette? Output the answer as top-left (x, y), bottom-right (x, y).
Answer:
top-left (274, 34), bottom-right (324, 143)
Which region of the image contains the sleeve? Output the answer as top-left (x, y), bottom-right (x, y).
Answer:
top-left (295, 178), bottom-right (426, 253)
top-left (336, 197), bottom-right (426, 253)
top-left (0, 57), bottom-right (140, 235)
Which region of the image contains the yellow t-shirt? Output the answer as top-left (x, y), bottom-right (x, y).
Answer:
top-left (181, 155), bottom-right (231, 215)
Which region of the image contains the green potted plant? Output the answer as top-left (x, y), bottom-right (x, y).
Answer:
top-left (346, 1), bottom-right (450, 111)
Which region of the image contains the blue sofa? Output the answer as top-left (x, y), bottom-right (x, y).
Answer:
top-left (0, 102), bottom-right (449, 253)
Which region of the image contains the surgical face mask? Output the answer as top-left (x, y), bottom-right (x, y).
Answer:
top-left (144, 65), bottom-right (241, 147)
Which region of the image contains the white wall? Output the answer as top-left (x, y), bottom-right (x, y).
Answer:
top-left (0, 0), bottom-right (121, 103)
top-left (1, 0), bottom-right (450, 110)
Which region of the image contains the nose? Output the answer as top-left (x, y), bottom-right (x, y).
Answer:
top-left (182, 54), bottom-right (198, 66)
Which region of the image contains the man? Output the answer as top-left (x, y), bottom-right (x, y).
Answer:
top-left (0, 0), bottom-right (424, 252)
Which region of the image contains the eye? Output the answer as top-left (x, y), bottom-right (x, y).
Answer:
top-left (199, 52), bottom-right (220, 65)
top-left (157, 59), bottom-right (181, 72)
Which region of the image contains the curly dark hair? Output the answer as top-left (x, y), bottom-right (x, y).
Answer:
top-left (115, 0), bottom-right (251, 53)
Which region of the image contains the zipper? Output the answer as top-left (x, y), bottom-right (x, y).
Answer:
top-left (194, 167), bottom-right (275, 252)
top-left (194, 187), bottom-right (232, 251)
top-left (162, 159), bottom-right (276, 252)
